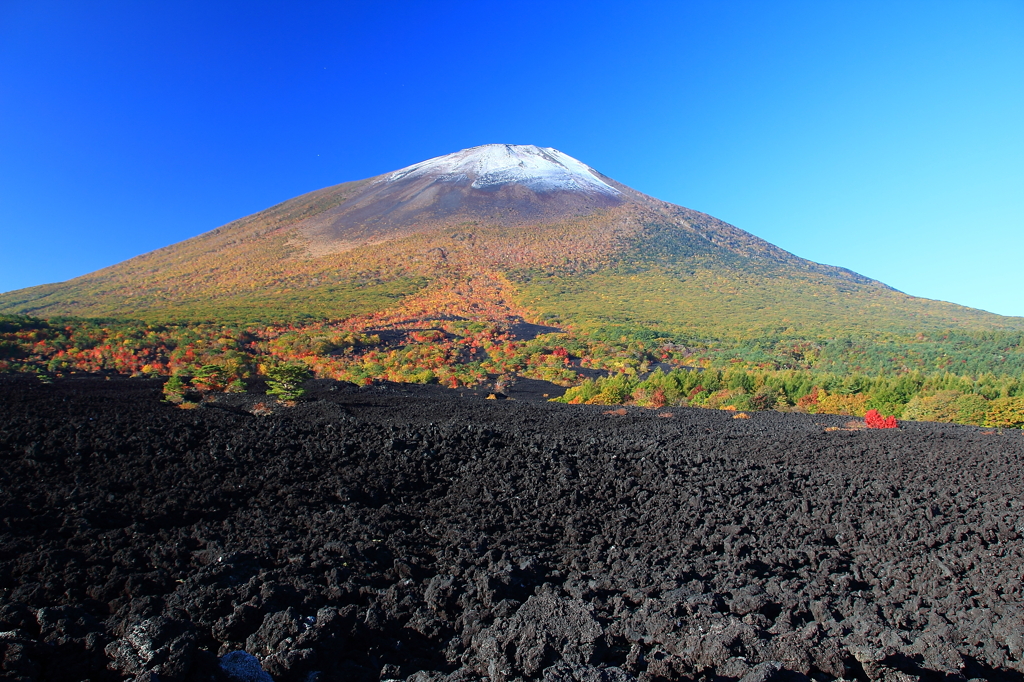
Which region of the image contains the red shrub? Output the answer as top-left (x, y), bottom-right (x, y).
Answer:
top-left (864, 409), bottom-right (898, 429)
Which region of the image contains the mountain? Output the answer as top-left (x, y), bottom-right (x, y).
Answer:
top-left (2, 144), bottom-right (1022, 337)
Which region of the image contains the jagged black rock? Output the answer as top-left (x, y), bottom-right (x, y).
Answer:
top-left (1, 375), bottom-right (1023, 682)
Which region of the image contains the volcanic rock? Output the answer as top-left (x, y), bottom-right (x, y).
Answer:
top-left (1, 374), bottom-right (1024, 680)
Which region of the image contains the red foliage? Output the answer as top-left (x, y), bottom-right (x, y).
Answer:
top-left (796, 387), bottom-right (821, 409)
top-left (864, 409), bottom-right (898, 429)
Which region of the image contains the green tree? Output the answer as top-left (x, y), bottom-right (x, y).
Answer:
top-left (266, 363), bottom-right (312, 402)
top-left (162, 374), bottom-right (196, 404)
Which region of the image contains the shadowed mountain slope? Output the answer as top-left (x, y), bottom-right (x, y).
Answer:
top-left (2, 144), bottom-right (1022, 335)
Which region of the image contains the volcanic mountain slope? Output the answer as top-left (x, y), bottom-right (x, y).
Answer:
top-left (2, 144), bottom-right (1022, 336)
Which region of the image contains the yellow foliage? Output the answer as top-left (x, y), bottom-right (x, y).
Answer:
top-left (984, 397), bottom-right (1024, 428)
top-left (814, 392), bottom-right (869, 417)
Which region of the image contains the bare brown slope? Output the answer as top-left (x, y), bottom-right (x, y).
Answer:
top-left (0, 165), bottom-right (868, 320)
top-left (1, 149), bottom-right (1021, 336)
top-left (293, 166), bottom-right (627, 256)
top-left (0, 179), bottom-right (374, 318)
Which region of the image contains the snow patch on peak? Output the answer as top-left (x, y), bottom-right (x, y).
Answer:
top-left (386, 144), bottom-right (621, 196)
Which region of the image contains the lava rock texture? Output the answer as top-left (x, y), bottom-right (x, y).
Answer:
top-left (1, 374), bottom-right (1023, 682)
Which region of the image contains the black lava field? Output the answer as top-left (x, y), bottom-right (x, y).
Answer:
top-left (2, 375), bottom-right (1023, 682)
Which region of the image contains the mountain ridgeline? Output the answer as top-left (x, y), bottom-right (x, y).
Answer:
top-left (1, 144), bottom-right (1022, 338)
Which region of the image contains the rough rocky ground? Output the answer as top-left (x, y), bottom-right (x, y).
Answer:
top-left (1, 374), bottom-right (1023, 682)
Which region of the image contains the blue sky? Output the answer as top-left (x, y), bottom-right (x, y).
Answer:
top-left (2, 1), bottom-right (1022, 316)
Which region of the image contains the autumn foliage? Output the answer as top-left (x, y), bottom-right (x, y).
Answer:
top-left (864, 409), bottom-right (898, 429)
top-left (2, 283), bottom-right (1024, 430)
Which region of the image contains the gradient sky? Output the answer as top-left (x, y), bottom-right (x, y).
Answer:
top-left (2, 1), bottom-right (1022, 316)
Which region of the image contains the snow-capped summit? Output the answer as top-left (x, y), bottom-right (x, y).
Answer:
top-left (276, 144), bottom-right (632, 256)
top-left (385, 144), bottom-right (621, 197)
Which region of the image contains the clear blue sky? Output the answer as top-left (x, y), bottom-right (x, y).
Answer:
top-left (2, 1), bottom-right (1022, 316)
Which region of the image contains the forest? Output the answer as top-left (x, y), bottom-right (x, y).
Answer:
top-left (2, 300), bottom-right (1023, 428)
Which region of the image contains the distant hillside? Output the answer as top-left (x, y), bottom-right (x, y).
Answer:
top-left (2, 144), bottom-right (1023, 338)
